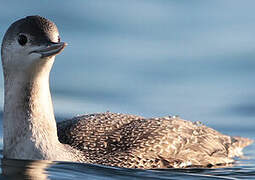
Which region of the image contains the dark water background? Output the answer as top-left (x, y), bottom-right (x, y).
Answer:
top-left (0, 1), bottom-right (254, 179)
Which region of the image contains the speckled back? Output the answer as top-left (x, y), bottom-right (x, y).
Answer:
top-left (57, 112), bottom-right (252, 168)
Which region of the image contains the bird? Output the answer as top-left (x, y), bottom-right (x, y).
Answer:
top-left (1, 15), bottom-right (253, 169)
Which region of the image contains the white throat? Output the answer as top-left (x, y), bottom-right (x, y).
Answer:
top-left (2, 55), bottom-right (59, 159)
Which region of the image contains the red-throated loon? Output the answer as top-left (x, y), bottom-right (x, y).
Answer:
top-left (1, 15), bottom-right (253, 169)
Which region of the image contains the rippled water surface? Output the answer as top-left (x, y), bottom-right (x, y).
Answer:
top-left (0, 0), bottom-right (255, 179)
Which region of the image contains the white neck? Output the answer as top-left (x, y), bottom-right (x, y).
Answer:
top-left (3, 57), bottom-right (60, 159)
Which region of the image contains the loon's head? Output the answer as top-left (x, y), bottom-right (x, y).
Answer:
top-left (1, 15), bottom-right (67, 75)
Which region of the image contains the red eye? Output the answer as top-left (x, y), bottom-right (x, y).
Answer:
top-left (58, 36), bottom-right (61, 43)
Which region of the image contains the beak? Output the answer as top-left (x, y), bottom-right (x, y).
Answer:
top-left (30, 42), bottom-right (67, 58)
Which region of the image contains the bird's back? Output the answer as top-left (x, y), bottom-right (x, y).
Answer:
top-left (57, 112), bottom-right (253, 168)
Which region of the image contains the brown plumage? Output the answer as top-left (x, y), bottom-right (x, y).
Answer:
top-left (57, 112), bottom-right (253, 169)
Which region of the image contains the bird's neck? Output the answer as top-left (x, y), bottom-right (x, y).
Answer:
top-left (3, 58), bottom-right (59, 158)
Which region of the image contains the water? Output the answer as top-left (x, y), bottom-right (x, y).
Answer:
top-left (0, 0), bottom-right (254, 179)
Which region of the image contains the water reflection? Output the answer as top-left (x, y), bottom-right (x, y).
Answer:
top-left (1, 158), bottom-right (254, 180)
top-left (1, 159), bottom-right (53, 180)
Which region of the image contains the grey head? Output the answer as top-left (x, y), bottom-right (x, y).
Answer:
top-left (1, 15), bottom-right (67, 75)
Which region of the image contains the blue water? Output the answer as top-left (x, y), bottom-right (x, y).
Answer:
top-left (0, 0), bottom-right (255, 179)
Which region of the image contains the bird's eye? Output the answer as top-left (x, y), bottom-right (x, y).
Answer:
top-left (18, 34), bottom-right (28, 46)
top-left (58, 36), bottom-right (61, 43)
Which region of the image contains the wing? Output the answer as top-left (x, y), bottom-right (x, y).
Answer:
top-left (57, 112), bottom-right (252, 168)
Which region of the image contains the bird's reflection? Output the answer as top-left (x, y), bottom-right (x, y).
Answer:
top-left (1, 158), bottom-right (53, 180)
